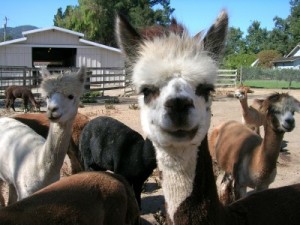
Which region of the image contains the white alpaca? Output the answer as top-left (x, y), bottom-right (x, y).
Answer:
top-left (116, 11), bottom-right (300, 225)
top-left (210, 92), bottom-right (300, 204)
top-left (0, 67), bottom-right (86, 206)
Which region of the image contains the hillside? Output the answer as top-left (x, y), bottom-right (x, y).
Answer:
top-left (0, 25), bottom-right (38, 41)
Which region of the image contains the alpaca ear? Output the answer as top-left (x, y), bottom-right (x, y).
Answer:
top-left (40, 68), bottom-right (51, 78)
top-left (76, 66), bottom-right (86, 83)
top-left (203, 10), bottom-right (228, 61)
top-left (115, 14), bottom-right (142, 63)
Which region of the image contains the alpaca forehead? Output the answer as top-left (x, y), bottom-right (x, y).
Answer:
top-left (132, 34), bottom-right (217, 89)
top-left (272, 96), bottom-right (298, 112)
top-left (41, 74), bottom-right (83, 97)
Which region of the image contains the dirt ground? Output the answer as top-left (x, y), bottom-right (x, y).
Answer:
top-left (1, 87), bottom-right (300, 224)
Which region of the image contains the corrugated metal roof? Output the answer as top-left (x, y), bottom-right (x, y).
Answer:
top-left (22, 26), bottom-right (84, 37)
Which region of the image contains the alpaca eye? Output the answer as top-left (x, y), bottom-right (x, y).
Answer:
top-left (195, 84), bottom-right (215, 101)
top-left (68, 95), bottom-right (74, 100)
top-left (140, 85), bottom-right (160, 104)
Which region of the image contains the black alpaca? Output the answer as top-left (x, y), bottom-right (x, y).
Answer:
top-left (79, 116), bottom-right (157, 208)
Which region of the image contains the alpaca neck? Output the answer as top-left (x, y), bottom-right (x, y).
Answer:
top-left (156, 136), bottom-right (224, 224)
top-left (259, 122), bottom-right (284, 167)
top-left (239, 97), bottom-right (249, 116)
top-left (38, 119), bottom-right (74, 181)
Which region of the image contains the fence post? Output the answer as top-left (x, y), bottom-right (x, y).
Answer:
top-left (84, 70), bottom-right (91, 91)
top-left (23, 68), bottom-right (26, 86)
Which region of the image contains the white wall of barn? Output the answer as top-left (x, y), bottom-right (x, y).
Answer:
top-left (0, 45), bottom-right (32, 67)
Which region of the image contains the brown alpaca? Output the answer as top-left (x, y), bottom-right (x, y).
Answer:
top-left (0, 171), bottom-right (140, 225)
top-left (5, 85), bottom-right (40, 112)
top-left (13, 112), bottom-right (89, 174)
top-left (234, 86), bottom-right (265, 135)
top-left (210, 92), bottom-right (300, 204)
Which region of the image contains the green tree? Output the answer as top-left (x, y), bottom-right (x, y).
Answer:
top-left (267, 16), bottom-right (291, 55)
top-left (245, 21), bottom-right (269, 54)
top-left (223, 53), bottom-right (257, 69)
top-left (287, 0), bottom-right (300, 48)
top-left (53, 0), bottom-right (174, 47)
top-left (224, 27), bottom-right (246, 55)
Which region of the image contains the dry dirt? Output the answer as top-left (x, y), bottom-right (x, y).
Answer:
top-left (1, 87), bottom-right (300, 224)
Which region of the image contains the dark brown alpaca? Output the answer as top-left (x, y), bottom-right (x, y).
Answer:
top-left (5, 85), bottom-right (40, 112)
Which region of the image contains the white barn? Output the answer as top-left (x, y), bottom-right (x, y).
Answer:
top-left (0, 26), bottom-right (124, 68)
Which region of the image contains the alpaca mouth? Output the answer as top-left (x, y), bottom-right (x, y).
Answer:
top-left (47, 113), bottom-right (61, 121)
top-left (282, 124), bottom-right (294, 132)
top-left (162, 126), bottom-right (199, 139)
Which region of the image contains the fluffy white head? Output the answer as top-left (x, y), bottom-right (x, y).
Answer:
top-left (39, 67), bottom-right (86, 123)
top-left (116, 11), bottom-right (228, 150)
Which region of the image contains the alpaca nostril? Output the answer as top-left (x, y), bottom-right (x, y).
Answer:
top-left (285, 118), bottom-right (295, 126)
top-left (48, 106), bottom-right (58, 112)
top-left (165, 97), bottom-right (194, 112)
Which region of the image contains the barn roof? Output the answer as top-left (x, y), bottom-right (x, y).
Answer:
top-left (0, 26), bottom-right (120, 53)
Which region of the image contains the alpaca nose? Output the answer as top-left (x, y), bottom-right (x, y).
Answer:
top-left (164, 97), bottom-right (194, 127)
top-left (165, 97), bottom-right (194, 113)
top-left (285, 117), bottom-right (295, 126)
top-left (48, 105), bottom-right (58, 113)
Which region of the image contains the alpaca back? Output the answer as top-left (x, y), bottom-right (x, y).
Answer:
top-left (0, 118), bottom-right (45, 183)
top-left (79, 116), bottom-right (156, 179)
top-left (0, 171), bottom-right (140, 225)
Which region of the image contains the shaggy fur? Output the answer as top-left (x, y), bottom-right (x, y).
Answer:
top-left (0, 171), bottom-right (140, 225)
top-left (79, 116), bottom-right (156, 208)
top-left (5, 85), bottom-right (40, 112)
top-left (116, 11), bottom-right (300, 225)
top-left (13, 113), bottom-right (89, 174)
top-left (0, 67), bottom-right (86, 206)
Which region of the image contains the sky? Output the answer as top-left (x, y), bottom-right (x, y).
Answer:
top-left (1, 0), bottom-right (292, 36)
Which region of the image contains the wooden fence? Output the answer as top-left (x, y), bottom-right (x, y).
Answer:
top-left (0, 67), bottom-right (238, 98)
top-left (216, 69), bottom-right (238, 87)
top-left (0, 66), bottom-right (127, 98)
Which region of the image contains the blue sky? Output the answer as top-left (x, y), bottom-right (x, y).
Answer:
top-left (1, 0), bottom-right (291, 36)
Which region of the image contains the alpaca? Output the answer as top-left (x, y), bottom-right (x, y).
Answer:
top-left (13, 112), bottom-right (89, 174)
top-left (0, 67), bottom-right (86, 206)
top-left (116, 11), bottom-right (300, 225)
top-left (5, 85), bottom-right (41, 112)
top-left (210, 92), bottom-right (300, 204)
top-left (234, 86), bottom-right (265, 135)
top-left (79, 116), bottom-right (157, 208)
top-left (0, 171), bottom-right (140, 225)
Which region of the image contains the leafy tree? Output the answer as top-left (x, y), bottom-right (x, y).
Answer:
top-left (287, 0), bottom-right (300, 48)
top-left (267, 16), bottom-right (291, 55)
top-left (223, 53), bottom-right (257, 69)
top-left (245, 21), bottom-right (269, 54)
top-left (53, 0), bottom-right (174, 47)
top-left (224, 27), bottom-right (246, 55)
top-left (257, 50), bottom-right (282, 68)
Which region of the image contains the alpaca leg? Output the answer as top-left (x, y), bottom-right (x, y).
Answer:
top-left (23, 97), bottom-right (29, 113)
top-left (0, 180), bottom-right (6, 207)
top-left (9, 98), bottom-right (16, 111)
top-left (234, 181), bottom-right (247, 200)
top-left (132, 181), bottom-right (143, 209)
top-left (219, 173), bottom-right (234, 205)
top-left (7, 184), bottom-right (17, 205)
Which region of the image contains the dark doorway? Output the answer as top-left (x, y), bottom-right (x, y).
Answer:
top-left (32, 47), bottom-right (76, 67)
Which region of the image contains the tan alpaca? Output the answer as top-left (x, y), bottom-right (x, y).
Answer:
top-left (234, 86), bottom-right (265, 135)
top-left (210, 92), bottom-right (300, 204)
